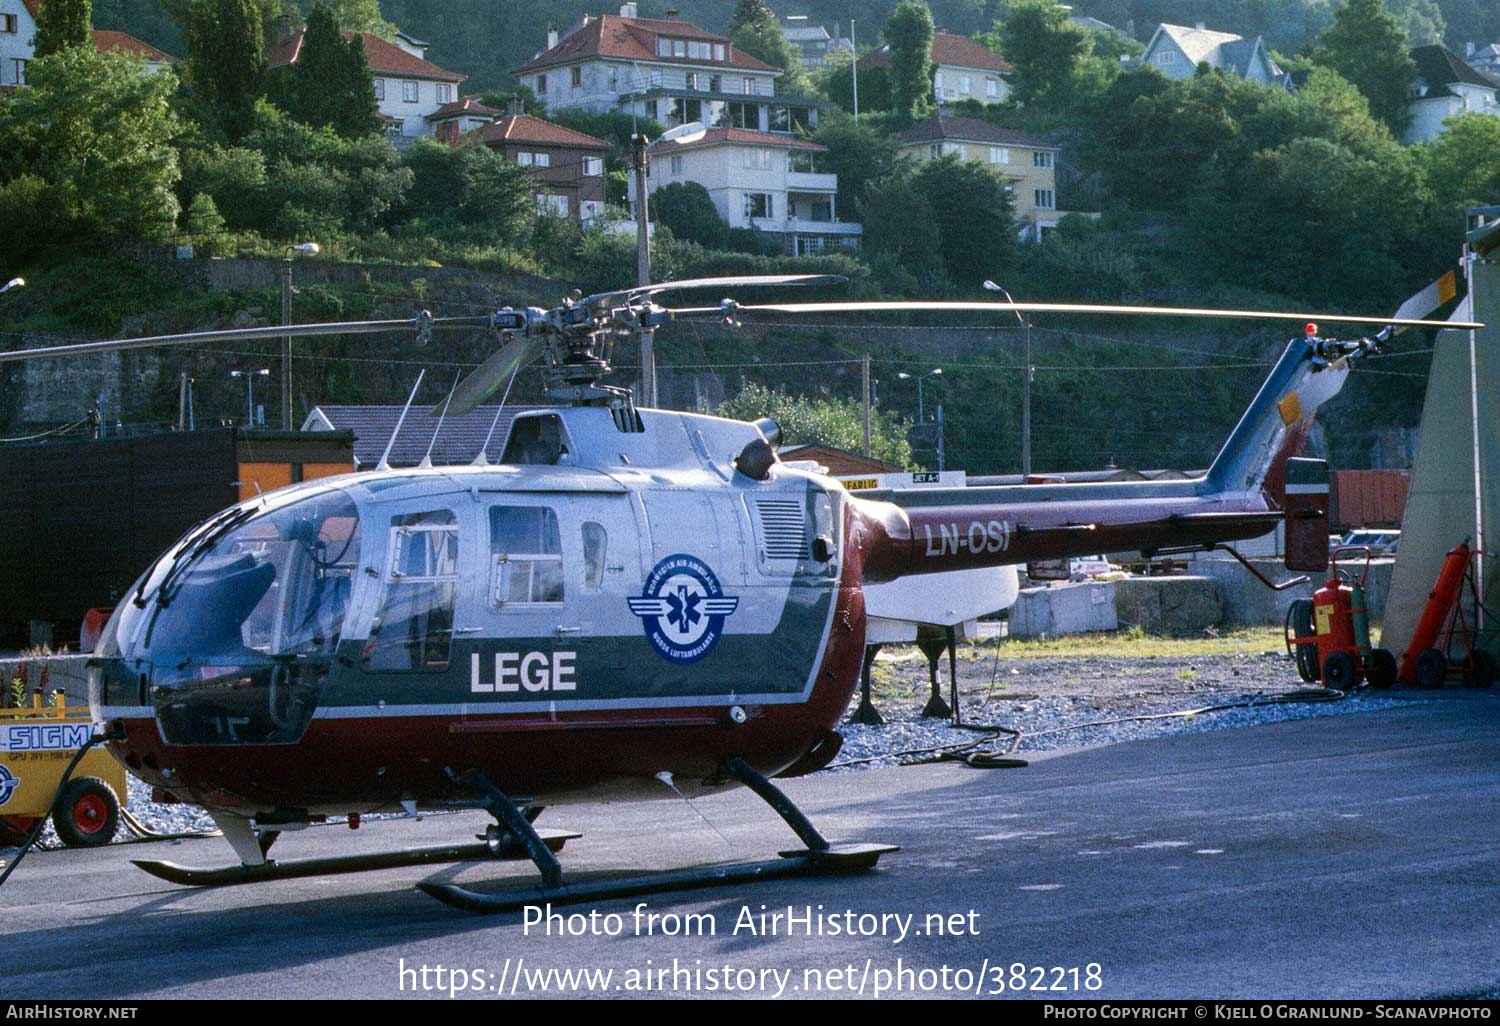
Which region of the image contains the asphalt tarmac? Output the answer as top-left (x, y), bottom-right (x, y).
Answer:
top-left (3, 693), bottom-right (1496, 1000)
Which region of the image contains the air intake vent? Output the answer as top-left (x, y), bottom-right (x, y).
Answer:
top-left (753, 498), bottom-right (807, 560)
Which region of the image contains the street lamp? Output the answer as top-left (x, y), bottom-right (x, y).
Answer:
top-left (631, 121), bottom-right (706, 407)
top-left (897, 368), bottom-right (944, 471)
top-left (983, 280), bottom-right (1033, 477)
top-left (0, 277), bottom-right (24, 295)
top-left (281, 242), bottom-right (320, 430)
top-left (896, 368), bottom-right (941, 423)
top-left (231, 368), bottom-right (270, 428)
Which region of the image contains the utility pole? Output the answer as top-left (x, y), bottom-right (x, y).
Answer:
top-left (935, 403), bottom-right (945, 472)
top-left (281, 241), bottom-right (319, 430)
top-left (983, 280), bottom-right (1032, 476)
top-left (177, 372), bottom-right (192, 431)
top-left (851, 19), bottom-right (859, 123)
top-left (861, 353), bottom-right (872, 457)
top-left (633, 133), bottom-right (656, 407)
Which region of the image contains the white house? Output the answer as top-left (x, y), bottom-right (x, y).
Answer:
top-left (267, 25), bottom-right (465, 141)
top-left (628, 127), bottom-right (861, 255)
top-left (2, 0), bottom-right (175, 89)
top-left (1466, 42), bottom-right (1500, 79)
top-left (511, 5), bottom-right (826, 136)
top-left (856, 31), bottom-right (1014, 106)
top-left (0, 0), bottom-right (38, 88)
top-left (1406, 44), bottom-right (1500, 143)
top-left (1139, 22), bottom-right (1294, 91)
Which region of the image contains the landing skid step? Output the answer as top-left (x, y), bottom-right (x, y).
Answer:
top-left (133, 828), bottom-right (581, 887)
top-left (418, 842), bottom-right (899, 914)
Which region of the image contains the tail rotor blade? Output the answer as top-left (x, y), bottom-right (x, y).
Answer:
top-left (440, 336), bottom-right (540, 417)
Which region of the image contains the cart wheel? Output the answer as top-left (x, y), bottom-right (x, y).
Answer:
top-left (1415, 648), bottom-right (1448, 689)
top-left (1322, 651), bottom-right (1357, 691)
top-left (52, 777), bottom-right (120, 848)
top-left (0, 816), bottom-right (40, 847)
top-left (1367, 648), bottom-right (1398, 690)
top-left (1463, 650), bottom-right (1495, 689)
top-left (1286, 600), bottom-right (1319, 683)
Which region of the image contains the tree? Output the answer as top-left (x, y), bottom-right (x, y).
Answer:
top-left (1312, 0), bottom-right (1416, 137)
top-left (649, 181), bottom-right (729, 250)
top-left (182, 0), bottom-right (266, 140)
top-left (1421, 113), bottom-right (1500, 217)
top-left (716, 383), bottom-right (915, 469)
top-left (274, 2), bottom-right (381, 139)
top-left (396, 138), bottom-right (536, 246)
top-left (812, 114), bottom-right (902, 222)
top-left (913, 154), bottom-right (1019, 286)
top-left (729, 0), bottom-right (806, 93)
top-left (993, 0), bottom-right (1089, 106)
top-left (0, 47), bottom-right (181, 250)
top-left (885, 0), bottom-right (936, 118)
top-left (32, 0), bottom-right (91, 58)
top-left (323, 0), bottom-right (393, 37)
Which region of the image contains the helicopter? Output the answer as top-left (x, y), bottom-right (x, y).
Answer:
top-left (0, 273), bottom-right (1474, 912)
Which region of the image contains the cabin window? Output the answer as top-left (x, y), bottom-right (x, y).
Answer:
top-left (582, 522), bottom-right (607, 592)
top-left (367, 510), bottom-right (458, 672)
top-left (491, 506), bottom-right (564, 606)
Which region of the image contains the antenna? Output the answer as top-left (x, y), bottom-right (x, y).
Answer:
top-left (377, 369), bottom-right (426, 472)
top-left (472, 362), bottom-right (522, 467)
top-left (419, 371), bottom-right (461, 469)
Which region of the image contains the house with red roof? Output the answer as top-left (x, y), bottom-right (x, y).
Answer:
top-left (2, 0), bottom-right (176, 88)
top-left (627, 127), bottom-right (861, 255)
top-left (857, 30), bottom-right (1013, 106)
top-left (267, 25), bottom-right (464, 143)
top-left (467, 101), bottom-right (610, 225)
top-left (511, 4), bottom-right (827, 138)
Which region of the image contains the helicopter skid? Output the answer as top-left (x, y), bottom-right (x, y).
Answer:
top-left (130, 828), bottom-right (582, 888)
top-left (418, 842), bottom-right (899, 914)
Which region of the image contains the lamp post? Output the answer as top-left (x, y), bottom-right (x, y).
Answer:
top-left (281, 242), bottom-right (320, 430)
top-left (631, 121), bottom-right (706, 407)
top-left (983, 280), bottom-right (1032, 477)
top-left (0, 277), bottom-right (24, 295)
top-left (897, 368), bottom-right (943, 470)
top-left (231, 368), bottom-right (270, 428)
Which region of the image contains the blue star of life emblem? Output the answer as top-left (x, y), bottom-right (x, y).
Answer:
top-left (0, 765), bottom-right (18, 807)
top-left (628, 554), bottom-right (740, 664)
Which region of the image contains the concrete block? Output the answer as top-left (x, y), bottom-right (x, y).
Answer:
top-left (1010, 581), bottom-right (1118, 638)
top-left (1112, 576), bottom-right (1224, 635)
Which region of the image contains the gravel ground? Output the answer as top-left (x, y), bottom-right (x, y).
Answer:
top-left (2, 643), bottom-right (1425, 854)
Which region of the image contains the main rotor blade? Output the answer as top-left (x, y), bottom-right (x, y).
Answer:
top-left (441, 335), bottom-right (541, 417)
top-left (0, 314), bottom-right (491, 363)
top-left (672, 300), bottom-right (1482, 331)
top-left (606, 273), bottom-right (847, 304)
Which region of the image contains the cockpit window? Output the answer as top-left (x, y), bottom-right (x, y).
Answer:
top-left (502, 414), bottom-right (572, 465)
top-left (490, 505), bottom-right (563, 605)
top-left (138, 491), bottom-right (362, 664)
top-left (367, 510), bottom-right (458, 672)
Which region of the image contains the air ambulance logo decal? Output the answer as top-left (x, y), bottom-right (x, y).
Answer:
top-left (629, 554), bottom-right (739, 664)
top-left (0, 765), bottom-right (18, 807)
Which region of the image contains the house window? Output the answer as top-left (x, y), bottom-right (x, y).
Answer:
top-left (1033, 150), bottom-right (1054, 168)
top-left (536, 73), bottom-right (547, 94)
top-left (580, 200), bottom-right (605, 225)
top-left (789, 151), bottom-right (823, 173)
top-left (986, 77), bottom-right (998, 97)
top-left (517, 152), bottom-right (533, 166)
top-left (657, 38), bottom-right (673, 57)
top-left (670, 154), bottom-right (684, 174)
top-left (571, 65), bottom-right (582, 87)
top-left (1034, 189), bottom-right (1055, 209)
top-left (2, 13), bottom-right (18, 32)
top-left (1155, 51), bottom-right (1176, 64)
top-left (534, 152), bottom-right (551, 167)
top-left (687, 71), bottom-right (699, 90)
top-left (583, 156), bottom-right (604, 176)
top-left (725, 101), bottom-right (754, 128)
top-left (929, 144), bottom-right (942, 158)
top-left (537, 193), bottom-right (570, 217)
top-left (401, 80), bottom-right (418, 102)
top-left (490, 506), bottom-right (564, 606)
top-left (742, 149), bottom-right (771, 169)
top-left (373, 78), bottom-right (385, 100)
top-left (437, 83), bottom-right (453, 102)
top-left (989, 147), bottom-right (1010, 164)
top-left (942, 142), bottom-right (964, 156)
top-left (11, 57), bottom-right (24, 84)
top-left (742, 78), bottom-right (755, 95)
top-left (714, 43), bottom-right (726, 61)
top-left (688, 41), bottom-right (712, 60)
top-left (744, 192), bottom-right (772, 220)
top-left (673, 39), bottom-right (686, 58)
top-left (770, 105), bottom-right (790, 132)
top-left (709, 74), bottom-right (721, 92)
top-left (959, 75), bottom-right (972, 95)
top-left (670, 96), bottom-right (703, 124)
top-left (933, 72), bottom-right (944, 99)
